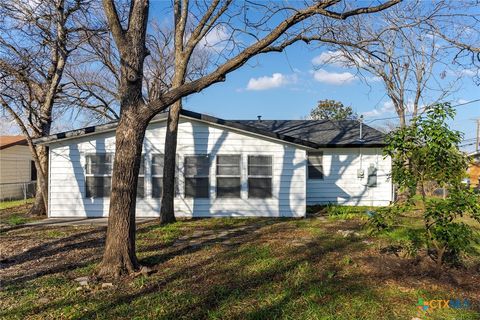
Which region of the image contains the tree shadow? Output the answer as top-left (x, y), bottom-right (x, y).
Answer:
top-left (0, 227), bottom-right (105, 287)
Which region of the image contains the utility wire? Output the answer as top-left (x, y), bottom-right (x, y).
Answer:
top-left (364, 98), bottom-right (480, 124)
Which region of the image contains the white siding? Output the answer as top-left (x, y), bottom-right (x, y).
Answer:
top-left (48, 118), bottom-right (307, 218)
top-left (0, 145), bottom-right (33, 200)
top-left (306, 148), bottom-right (392, 206)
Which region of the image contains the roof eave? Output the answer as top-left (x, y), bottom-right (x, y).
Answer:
top-left (32, 109), bottom-right (386, 149)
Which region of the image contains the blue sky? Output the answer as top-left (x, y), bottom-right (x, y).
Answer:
top-left (181, 41), bottom-right (480, 152)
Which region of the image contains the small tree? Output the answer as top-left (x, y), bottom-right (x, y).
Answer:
top-left (384, 103), bottom-right (466, 201)
top-left (384, 103), bottom-right (479, 267)
top-left (424, 187), bottom-right (480, 267)
top-left (309, 100), bottom-right (357, 120)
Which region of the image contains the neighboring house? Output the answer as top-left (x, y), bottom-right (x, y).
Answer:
top-left (467, 150), bottom-right (480, 188)
top-left (0, 136), bottom-right (36, 201)
top-left (33, 110), bottom-right (392, 218)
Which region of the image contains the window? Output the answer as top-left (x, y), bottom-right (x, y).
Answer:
top-left (216, 155), bottom-right (241, 198)
top-left (137, 157), bottom-right (145, 198)
top-left (30, 160), bottom-right (37, 181)
top-left (184, 155), bottom-right (210, 198)
top-left (151, 154), bottom-right (164, 198)
top-left (307, 152), bottom-right (323, 179)
top-left (248, 155), bottom-right (272, 198)
top-left (151, 154), bottom-right (179, 198)
top-left (367, 164), bottom-right (377, 187)
top-left (85, 153), bottom-right (144, 198)
top-left (85, 154), bottom-right (113, 198)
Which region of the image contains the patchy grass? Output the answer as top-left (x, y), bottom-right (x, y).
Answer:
top-left (0, 199), bottom-right (42, 227)
top-left (0, 205), bottom-right (479, 319)
top-left (0, 198), bottom-right (34, 210)
top-left (308, 204), bottom-right (372, 220)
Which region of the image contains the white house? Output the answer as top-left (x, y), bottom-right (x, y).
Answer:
top-left (33, 110), bottom-right (392, 218)
top-left (0, 136), bottom-right (36, 201)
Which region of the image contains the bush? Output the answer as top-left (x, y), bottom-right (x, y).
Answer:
top-left (424, 187), bottom-right (480, 266)
top-left (366, 204), bottom-right (409, 234)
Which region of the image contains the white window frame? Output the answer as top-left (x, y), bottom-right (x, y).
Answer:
top-left (137, 155), bottom-right (145, 198)
top-left (85, 153), bottom-right (113, 198)
top-left (247, 154), bottom-right (273, 199)
top-left (216, 154), bottom-right (242, 198)
top-left (184, 154), bottom-right (210, 198)
top-left (307, 151), bottom-right (324, 180)
top-left (151, 153), bottom-right (179, 198)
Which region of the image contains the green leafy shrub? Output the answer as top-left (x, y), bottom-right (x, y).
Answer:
top-left (424, 187), bottom-right (480, 266)
top-left (399, 229), bottom-right (424, 258)
top-left (366, 204), bottom-right (408, 234)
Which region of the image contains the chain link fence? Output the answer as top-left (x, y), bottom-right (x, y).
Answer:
top-left (0, 181), bottom-right (36, 202)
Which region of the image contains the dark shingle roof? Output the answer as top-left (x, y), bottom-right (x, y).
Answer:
top-left (33, 109), bottom-right (386, 148)
top-left (232, 119), bottom-right (385, 147)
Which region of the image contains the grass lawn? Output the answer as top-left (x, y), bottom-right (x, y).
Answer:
top-left (0, 206), bottom-right (479, 319)
top-left (0, 198), bottom-right (41, 226)
top-left (0, 198), bottom-right (34, 210)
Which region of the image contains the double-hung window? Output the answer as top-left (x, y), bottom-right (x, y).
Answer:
top-left (151, 154), bottom-right (164, 198)
top-left (216, 155), bottom-right (241, 198)
top-left (248, 155), bottom-right (272, 198)
top-left (151, 154), bottom-right (178, 198)
top-left (137, 157), bottom-right (145, 198)
top-left (85, 154), bottom-right (113, 198)
top-left (184, 155), bottom-right (210, 198)
top-left (85, 153), bottom-right (144, 198)
top-left (307, 152), bottom-right (324, 179)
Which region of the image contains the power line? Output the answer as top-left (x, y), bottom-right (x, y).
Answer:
top-left (364, 98), bottom-right (480, 124)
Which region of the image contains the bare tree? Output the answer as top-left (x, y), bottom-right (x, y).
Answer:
top-left (315, 1), bottom-right (459, 127)
top-left (0, 0), bottom-right (101, 215)
top-left (422, 1), bottom-right (480, 83)
top-left (95, 0), bottom-right (400, 278)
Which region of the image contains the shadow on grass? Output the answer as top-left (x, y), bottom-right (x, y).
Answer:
top-left (0, 228), bottom-right (106, 287)
top-left (13, 228), bottom-right (371, 319)
top-left (2, 217), bottom-right (479, 319)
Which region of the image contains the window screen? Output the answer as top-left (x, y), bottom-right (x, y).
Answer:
top-left (367, 164), bottom-right (377, 187)
top-left (85, 154), bottom-right (113, 198)
top-left (137, 157), bottom-right (145, 198)
top-left (151, 154), bottom-right (179, 198)
top-left (248, 155), bottom-right (272, 198)
top-left (184, 155), bottom-right (210, 198)
top-left (216, 155), bottom-right (241, 198)
top-left (85, 154), bottom-right (144, 198)
top-left (307, 152), bottom-right (324, 179)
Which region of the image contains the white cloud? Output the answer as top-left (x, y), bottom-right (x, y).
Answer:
top-left (198, 25), bottom-right (231, 52)
top-left (456, 98), bottom-right (470, 105)
top-left (310, 69), bottom-right (356, 85)
top-left (246, 73), bottom-right (297, 91)
top-left (367, 75), bottom-right (382, 82)
top-left (362, 100), bottom-right (395, 117)
top-left (312, 50), bottom-right (350, 67)
top-left (459, 69), bottom-right (477, 77)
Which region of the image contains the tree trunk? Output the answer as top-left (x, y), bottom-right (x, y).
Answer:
top-left (97, 113), bottom-right (148, 278)
top-left (160, 100), bottom-right (182, 224)
top-left (29, 145), bottom-right (49, 216)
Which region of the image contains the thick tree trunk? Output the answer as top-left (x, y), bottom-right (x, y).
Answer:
top-left (29, 145), bottom-right (49, 216)
top-left (97, 113), bottom-right (148, 278)
top-left (160, 100), bottom-right (181, 224)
